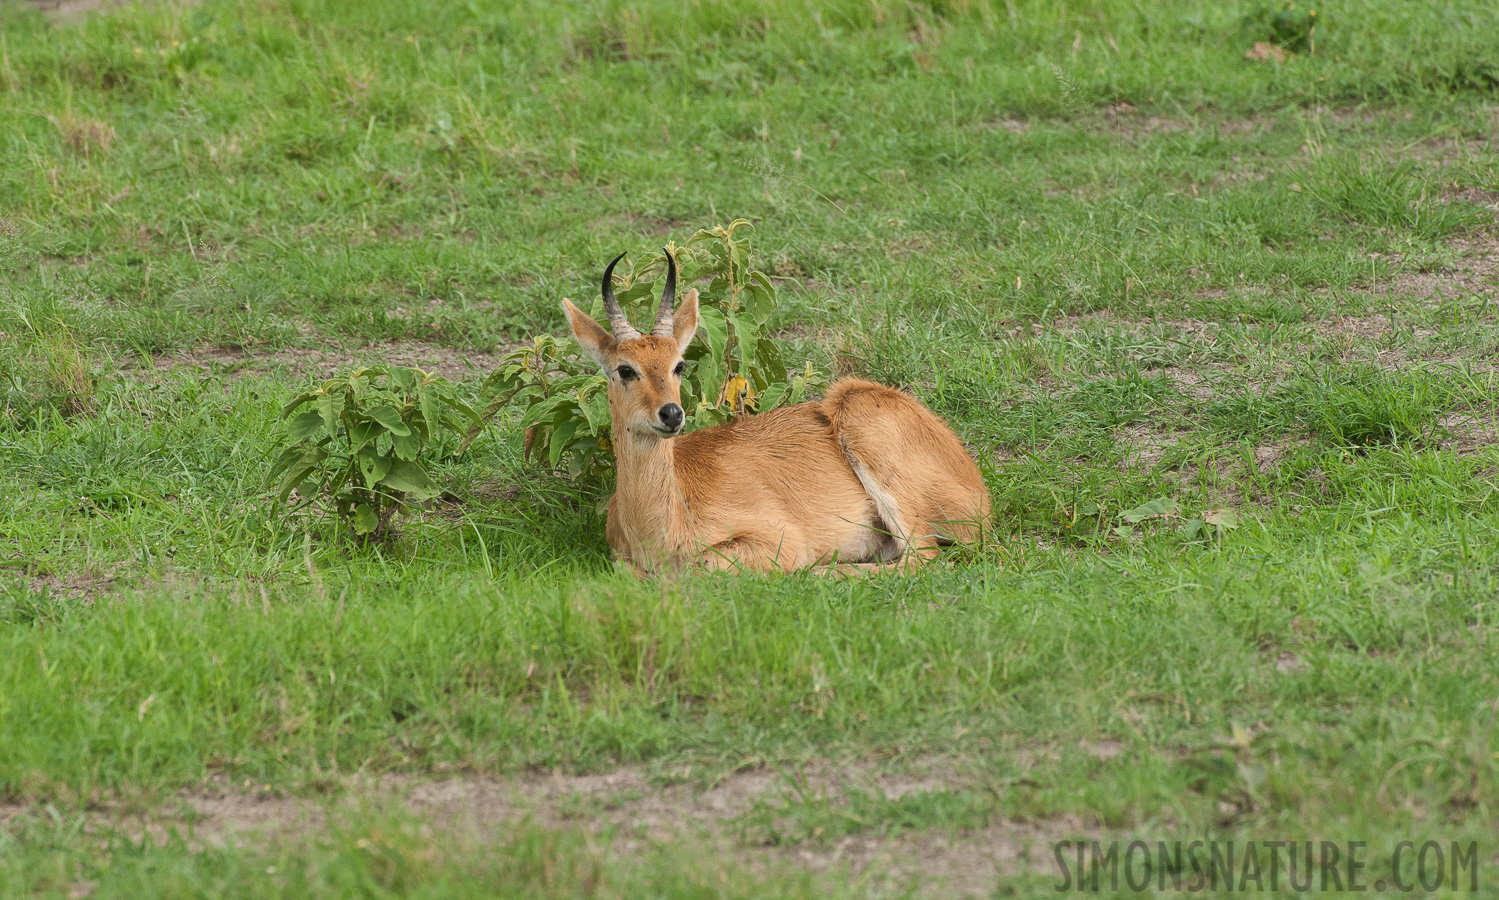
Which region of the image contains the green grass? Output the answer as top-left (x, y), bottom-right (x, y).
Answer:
top-left (3, 0), bottom-right (1499, 896)
top-left (1, 805), bottom-right (849, 900)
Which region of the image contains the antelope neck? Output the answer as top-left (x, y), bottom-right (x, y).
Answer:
top-left (612, 422), bottom-right (686, 556)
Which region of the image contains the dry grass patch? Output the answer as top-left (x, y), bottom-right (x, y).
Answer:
top-left (150, 341), bottom-right (509, 382)
top-left (47, 110), bottom-right (115, 159)
top-left (2, 758), bottom-right (1096, 898)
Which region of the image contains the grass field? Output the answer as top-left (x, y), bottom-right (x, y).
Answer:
top-left (2, 0), bottom-right (1499, 895)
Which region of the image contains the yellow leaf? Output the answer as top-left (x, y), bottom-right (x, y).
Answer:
top-left (719, 374), bottom-right (749, 412)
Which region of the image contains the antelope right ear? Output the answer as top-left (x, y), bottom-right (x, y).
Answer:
top-left (562, 299), bottom-right (616, 370)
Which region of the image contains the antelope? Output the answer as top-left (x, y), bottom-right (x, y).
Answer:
top-left (561, 250), bottom-right (992, 574)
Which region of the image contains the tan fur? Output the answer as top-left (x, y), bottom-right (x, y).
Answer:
top-left (562, 288), bottom-right (990, 575)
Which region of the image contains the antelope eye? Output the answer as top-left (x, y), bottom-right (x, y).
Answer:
top-left (617, 365), bottom-right (638, 382)
top-left (673, 361), bottom-right (686, 377)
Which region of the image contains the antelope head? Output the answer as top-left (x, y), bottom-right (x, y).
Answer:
top-left (563, 249), bottom-right (700, 440)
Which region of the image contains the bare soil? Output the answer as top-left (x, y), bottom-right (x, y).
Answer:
top-left (22, 0), bottom-right (131, 19)
top-left (150, 341), bottom-right (508, 382)
top-left (2, 755), bottom-right (1109, 897)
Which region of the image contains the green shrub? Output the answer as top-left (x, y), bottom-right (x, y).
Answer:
top-left (1242, 2), bottom-right (1321, 53)
top-left (268, 366), bottom-right (476, 540)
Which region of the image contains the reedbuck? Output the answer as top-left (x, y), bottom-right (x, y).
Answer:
top-left (562, 250), bottom-right (991, 574)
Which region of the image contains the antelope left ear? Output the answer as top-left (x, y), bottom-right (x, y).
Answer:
top-left (672, 288), bottom-right (699, 354)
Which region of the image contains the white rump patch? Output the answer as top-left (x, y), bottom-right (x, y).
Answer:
top-left (845, 457), bottom-right (907, 560)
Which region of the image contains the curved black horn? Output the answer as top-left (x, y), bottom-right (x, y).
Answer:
top-left (651, 247), bottom-right (677, 337)
top-left (600, 251), bottom-right (639, 341)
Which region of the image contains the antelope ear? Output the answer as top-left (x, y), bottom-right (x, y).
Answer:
top-left (562, 299), bottom-right (615, 370)
top-left (671, 288), bottom-right (699, 354)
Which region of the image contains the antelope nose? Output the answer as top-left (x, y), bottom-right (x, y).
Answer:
top-left (658, 403), bottom-right (684, 431)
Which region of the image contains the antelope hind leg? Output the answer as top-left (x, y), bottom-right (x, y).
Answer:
top-left (823, 378), bottom-right (992, 549)
top-left (698, 536), bottom-right (789, 574)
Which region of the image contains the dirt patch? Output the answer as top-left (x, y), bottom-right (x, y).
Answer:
top-left (1249, 435), bottom-right (1313, 474)
top-left (1100, 102), bottom-right (1190, 136)
top-left (978, 118), bottom-right (1029, 135)
top-left (1274, 651), bottom-right (1308, 674)
top-left (1115, 424), bottom-right (1182, 470)
top-left (786, 818), bottom-right (1079, 896)
top-left (164, 758), bottom-right (983, 847)
top-left (150, 341), bottom-right (509, 382)
top-left (589, 212), bottom-right (691, 238)
top-left (1374, 244), bottom-right (1499, 302)
top-left (22, 0), bottom-right (134, 20)
top-left (0, 560), bottom-right (127, 603)
top-left (1153, 365), bottom-right (1218, 402)
top-left (1408, 136), bottom-right (1494, 164)
top-left (1451, 188), bottom-right (1499, 212)
top-left (1307, 314), bottom-right (1398, 342)
top-left (4, 757), bottom-right (1100, 897)
top-left (1039, 235), bottom-right (1497, 380)
top-left (1440, 411), bottom-right (1499, 456)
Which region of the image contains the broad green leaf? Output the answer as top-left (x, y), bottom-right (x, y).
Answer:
top-left (788, 362), bottom-right (817, 404)
top-left (696, 305), bottom-right (728, 365)
top-left (1179, 518), bottom-right (1205, 540)
top-left (551, 373), bottom-right (601, 395)
top-left (391, 428), bottom-right (420, 461)
top-left (726, 309), bottom-right (760, 367)
top-left (788, 373), bottom-right (810, 405)
top-left (579, 390), bottom-right (611, 432)
top-left (755, 337), bottom-right (788, 384)
top-left (550, 418), bottom-right (582, 467)
top-left (1120, 497), bottom-right (1181, 523)
top-left (351, 502), bottom-right (380, 534)
top-left (280, 390), bottom-right (318, 418)
top-left (744, 276), bottom-right (775, 325)
top-left (418, 389), bottom-right (442, 436)
top-left (382, 459), bottom-right (438, 499)
top-left (408, 409), bottom-right (432, 443)
top-left (265, 444), bottom-right (309, 484)
top-left (756, 382), bottom-right (787, 412)
top-left (358, 447), bottom-right (392, 487)
top-left (690, 403), bottom-right (730, 430)
top-left (348, 419), bottom-right (380, 453)
top-left (285, 410), bottom-right (324, 443)
top-left (389, 367), bottom-right (415, 389)
top-left (296, 477), bottom-right (319, 502)
top-left (520, 394), bottom-right (571, 430)
top-left (317, 392), bottom-right (344, 435)
top-left (275, 448), bottom-right (325, 503)
top-left (748, 270), bottom-right (776, 295)
top-left (546, 401), bottom-right (582, 428)
top-left (368, 405), bottom-right (411, 436)
top-left (696, 364), bottom-right (726, 412)
top-left (1204, 508), bottom-right (1240, 530)
top-left (615, 279), bottom-right (655, 305)
top-left (442, 394), bottom-right (480, 424)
